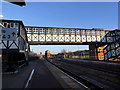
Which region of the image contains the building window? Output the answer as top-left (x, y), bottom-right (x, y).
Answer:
top-left (3, 22), bottom-right (7, 27)
top-left (10, 23), bottom-right (15, 28)
top-left (15, 23), bottom-right (19, 29)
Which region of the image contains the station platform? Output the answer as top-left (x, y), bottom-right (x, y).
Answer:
top-left (2, 59), bottom-right (88, 89)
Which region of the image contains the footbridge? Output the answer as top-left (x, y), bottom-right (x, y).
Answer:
top-left (25, 26), bottom-right (110, 45)
top-left (25, 26), bottom-right (120, 60)
top-left (1, 20), bottom-right (119, 61)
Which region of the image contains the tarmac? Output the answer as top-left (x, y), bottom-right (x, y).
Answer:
top-left (2, 59), bottom-right (88, 89)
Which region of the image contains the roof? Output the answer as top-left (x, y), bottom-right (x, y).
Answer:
top-left (1, 19), bottom-right (23, 24)
top-left (25, 26), bottom-right (108, 31)
top-left (1, 19), bottom-right (29, 43)
top-left (4, 0), bottom-right (26, 6)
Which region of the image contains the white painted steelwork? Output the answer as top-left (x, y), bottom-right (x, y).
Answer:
top-left (104, 30), bottom-right (120, 60)
top-left (26, 26), bottom-right (110, 44)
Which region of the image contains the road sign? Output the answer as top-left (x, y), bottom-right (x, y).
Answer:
top-left (0, 27), bottom-right (17, 41)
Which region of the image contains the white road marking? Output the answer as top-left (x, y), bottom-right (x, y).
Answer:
top-left (25, 69), bottom-right (35, 88)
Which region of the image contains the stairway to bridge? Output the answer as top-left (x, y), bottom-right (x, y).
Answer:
top-left (104, 30), bottom-right (120, 61)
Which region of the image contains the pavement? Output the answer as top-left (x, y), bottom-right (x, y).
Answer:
top-left (2, 59), bottom-right (88, 89)
top-left (27, 59), bottom-right (63, 89)
top-left (2, 61), bottom-right (33, 88)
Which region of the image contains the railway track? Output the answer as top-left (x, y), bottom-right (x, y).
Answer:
top-left (60, 59), bottom-right (120, 76)
top-left (47, 60), bottom-right (109, 90)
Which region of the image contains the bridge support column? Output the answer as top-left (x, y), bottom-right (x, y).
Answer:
top-left (89, 45), bottom-right (98, 60)
top-left (89, 45), bottom-right (105, 60)
top-left (97, 46), bottom-right (105, 60)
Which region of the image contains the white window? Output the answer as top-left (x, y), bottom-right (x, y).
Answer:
top-left (3, 22), bottom-right (7, 27)
top-left (15, 23), bottom-right (19, 29)
top-left (10, 23), bottom-right (15, 28)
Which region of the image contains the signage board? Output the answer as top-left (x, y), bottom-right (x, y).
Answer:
top-left (0, 27), bottom-right (17, 41)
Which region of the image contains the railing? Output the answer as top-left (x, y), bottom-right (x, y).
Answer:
top-left (26, 26), bottom-right (110, 44)
top-left (104, 30), bottom-right (120, 60)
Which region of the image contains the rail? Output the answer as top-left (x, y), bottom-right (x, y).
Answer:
top-left (47, 60), bottom-right (105, 90)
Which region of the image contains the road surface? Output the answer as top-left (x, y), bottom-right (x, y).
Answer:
top-left (2, 59), bottom-right (88, 89)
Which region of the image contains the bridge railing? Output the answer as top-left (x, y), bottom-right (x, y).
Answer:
top-left (104, 30), bottom-right (120, 60)
top-left (25, 26), bottom-right (111, 44)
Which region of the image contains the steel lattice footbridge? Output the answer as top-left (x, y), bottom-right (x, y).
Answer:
top-left (25, 26), bottom-right (120, 61)
top-left (1, 20), bottom-right (120, 61)
top-left (25, 26), bottom-right (113, 45)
